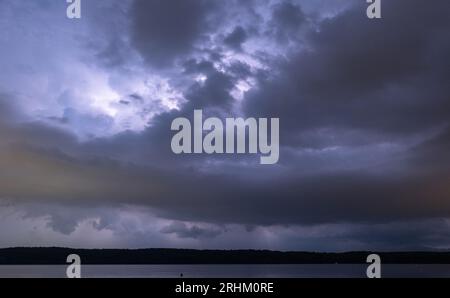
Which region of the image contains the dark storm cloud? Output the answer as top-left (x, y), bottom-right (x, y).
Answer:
top-left (186, 70), bottom-right (235, 109)
top-left (83, 0), bottom-right (450, 229)
top-left (3, 1), bottom-right (449, 227)
top-left (270, 1), bottom-right (306, 42)
top-left (183, 59), bottom-right (216, 74)
top-left (271, 219), bottom-right (450, 252)
top-left (3, 111), bottom-right (450, 228)
top-left (409, 127), bottom-right (450, 175)
top-left (1, 0), bottom-right (450, 250)
top-left (130, 0), bottom-right (220, 68)
top-left (343, 219), bottom-right (450, 251)
top-left (161, 222), bottom-right (223, 239)
top-left (224, 26), bottom-right (248, 51)
top-left (0, 95), bottom-right (20, 123)
top-left (244, 0), bottom-right (450, 148)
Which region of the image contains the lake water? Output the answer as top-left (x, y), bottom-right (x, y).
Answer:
top-left (1, 264), bottom-right (450, 278)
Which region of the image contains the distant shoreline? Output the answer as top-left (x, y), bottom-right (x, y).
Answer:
top-left (1, 248), bottom-right (450, 265)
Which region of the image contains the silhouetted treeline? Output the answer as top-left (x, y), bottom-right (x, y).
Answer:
top-left (0, 248), bottom-right (450, 264)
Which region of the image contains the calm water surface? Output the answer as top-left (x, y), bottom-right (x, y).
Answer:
top-left (0, 264), bottom-right (450, 278)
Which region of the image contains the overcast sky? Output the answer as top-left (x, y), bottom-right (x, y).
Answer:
top-left (0, 0), bottom-right (450, 251)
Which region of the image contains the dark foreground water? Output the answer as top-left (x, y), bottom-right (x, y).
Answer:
top-left (1, 264), bottom-right (450, 278)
